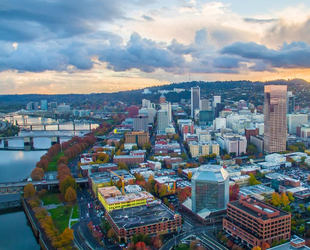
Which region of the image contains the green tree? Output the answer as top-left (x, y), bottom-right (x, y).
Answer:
top-left (117, 162), bottom-right (129, 171)
top-left (249, 173), bottom-right (261, 186)
top-left (24, 183), bottom-right (36, 198)
top-left (132, 145), bottom-right (138, 151)
top-left (142, 142), bottom-right (152, 152)
top-left (181, 152), bottom-right (187, 160)
top-left (287, 192), bottom-right (295, 202)
top-left (223, 154), bottom-right (231, 160)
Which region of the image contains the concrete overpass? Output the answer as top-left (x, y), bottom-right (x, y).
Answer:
top-left (0, 178), bottom-right (88, 195)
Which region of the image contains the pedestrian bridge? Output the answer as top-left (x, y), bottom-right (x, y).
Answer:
top-left (0, 178), bottom-right (88, 195)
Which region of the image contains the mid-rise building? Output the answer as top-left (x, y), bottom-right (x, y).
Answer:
top-left (41, 100), bottom-right (48, 110)
top-left (189, 141), bottom-right (220, 158)
top-left (199, 110), bottom-right (214, 126)
top-left (133, 114), bottom-right (149, 131)
top-left (264, 85), bottom-right (287, 153)
top-left (287, 114), bottom-right (308, 134)
top-left (113, 155), bottom-right (145, 165)
top-left (191, 86), bottom-right (200, 117)
top-left (139, 108), bottom-right (156, 124)
top-left (125, 131), bottom-right (149, 146)
top-left (159, 94), bottom-right (166, 104)
top-left (223, 197), bottom-right (291, 249)
top-left (200, 98), bottom-right (210, 111)
top-left (213, 95), bottom-right (221, 108)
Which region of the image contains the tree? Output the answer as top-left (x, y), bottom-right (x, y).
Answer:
top-left (252, 247), bottom-right (261, 250)
top-left (65, 187), bottom-right (77, 203)
top-left (271, 192), bottom-right (281, 207)
top-left (57, 163), bottom-right (71, 181)
top-left (173, 134), bottom-right (180, 141)
top-left (261, 242), bottom-right (270, 250)
top-left (229, 184), bottom-right (240, 201)
top-left (132, 145), bottom-right (138, 151)
top-left (188, 172), bottom-right (193, 180)
top-left (142, 142), bottom-right (152, 152)
top-left (60, 227), bottom-right (74, 246)
top-left (223, 154), bottom-right (231, 160)
top-left (24, 183), bottom-right (36, 198)
top-left (115, 149), bottom-right (122, 156)
top-left (117, 162), bottom-right (129, 171)
top-left (59, 176), bottom-right (77, 195)
top-left (281, 192), bottom-right (290, 206)
top-left (36, 159), bottom-right (49, 172)
top-left (57, 156), bottom-right (69, 165)
top-left (107, 228), bottom-right (117, 241)
top-left (136, 242), bottom-right (146, 250)
top-left (31, 167), bottom-right (45, 181)
top-left (181, 152), bottom-right (187, 160)
top-left (249, 173), bottom-right (261, 186)
top-left (177, 168), bottom-right (183, 176)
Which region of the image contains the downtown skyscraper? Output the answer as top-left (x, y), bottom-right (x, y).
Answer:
top-left (191, 86), bottom-right (200, 117)
top-left (264, 85), bottom-right (287, 154)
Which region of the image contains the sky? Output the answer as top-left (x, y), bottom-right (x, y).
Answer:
top-left (1, 0), bottom-right (310, 94)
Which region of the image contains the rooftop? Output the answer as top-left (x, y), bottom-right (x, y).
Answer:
top-left (80, 163), bottom-right (117, 171)
top-left (239, 184), bottom-right (274, 197)
top-left (109, 203), bottom-right (178, 229)
top-left (229, 198), bottom-right (289, 221)
top-left (192, 165), bottom-right (229, 182)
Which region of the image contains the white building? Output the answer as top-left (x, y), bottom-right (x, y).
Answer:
top-left (213, 96), bottom-right (221, 108)
top-left (214, 117), bottom-right (226, 130)
top-left (287, 114), bottom-right (308, 134)
top-left (157, 110), bottom-right (168, 132)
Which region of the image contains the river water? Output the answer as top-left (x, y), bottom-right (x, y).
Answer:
top-left (0, 115), bottom-right (98, 249)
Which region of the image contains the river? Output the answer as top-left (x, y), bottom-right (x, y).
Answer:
top-left (0, 115), bottom-right (98, 249)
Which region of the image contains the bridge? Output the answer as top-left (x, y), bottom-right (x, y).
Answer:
top-left (0, 178), bottom-right (88, 195)
top-left (0, 134), bottom-right (73, 150)
top-left (18, 122), bottom-right (93, 131)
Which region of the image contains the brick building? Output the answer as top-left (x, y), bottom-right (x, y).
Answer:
top-left (113, 155), bottom-right (145, 165)
top-left (125, 131), bottom-right (149, 147)
top-left (106, 203), bottom-right (182, 242)
top-left (223, 197), bottom-right (291, 249)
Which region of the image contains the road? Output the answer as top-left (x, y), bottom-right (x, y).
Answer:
top-left (160, 225), bottom-right (225, 250)
top-left (74, 189), bottom-right (121, 250)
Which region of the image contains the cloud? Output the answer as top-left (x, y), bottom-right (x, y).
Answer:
top-left (0, 0), bottom-right (125, 42)
top-left (243, 18), bottom-right (277, 23)
top-left (142, 15), bottom-right (155, 22)
top-left (221, 41), bottom-right (310, 69)
top-left (98, 32), bottom-right (186, 73)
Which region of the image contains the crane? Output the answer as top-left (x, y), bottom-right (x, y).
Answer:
top-left (108, 170), bottom-right (125, 195)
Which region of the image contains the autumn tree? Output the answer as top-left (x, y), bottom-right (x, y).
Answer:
top-left (60, 176), bottom-right (77, 195)
top-left (65, 187), bottom-right (77, 203)
top-left (281, 192), bottom-right (290, 206)
top-left (57, 156), bottom-right (69, 165)
top-left (57, 163), bottom-right (71, 181)
top-left (117, 162), bottom-right (129, 171)
top-left (271, 192), bottom-right (281, 207)
top-left (36, 159), bottom-right (49, 172)
top-left (60, 227), bottom-right (74, 247)
top-left (252, 247), bottom-right (261, 250)
top-left (229, 184), bottom-right (240, 201)
top-left (188, 172), bottom-right (193, 180)
top-left (24, 183), bottom-right (36, 198)
top-left (261, 242), bottom-right (270, 250)
top-left (31, 167), bottom-right (45, 181)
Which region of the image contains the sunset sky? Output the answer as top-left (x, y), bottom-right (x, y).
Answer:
top-left (1, 0), bottom-right (310, 94)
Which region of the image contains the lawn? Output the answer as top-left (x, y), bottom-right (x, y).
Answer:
top-left (71, 204), bottom-right (79, 219)
top-left (49, 206), bottom-right (71, 233)
top-left (48, 151), bottom-right (65, 171)
top-left (41, 192), bottom-right (62, 206)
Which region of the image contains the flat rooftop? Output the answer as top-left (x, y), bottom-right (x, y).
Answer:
top-left (230, 199), bottom-right (289, 221)
top-left (80, 163), bottom-right (117, 170)
top-left (109, 203), bottom-right (177, 229)
top-left (101, 191), bottom-right (154, 205)
top-left (239, 184), bottom-right (274, 196)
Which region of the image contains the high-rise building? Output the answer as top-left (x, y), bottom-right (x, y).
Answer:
top-left (191, 86), bottom-right (200, 117)
top-left (215, 103), bottom-right (225, 118)
top-left (191, 165), bottom-right (229, 214)
top-left (199, 110), bottom-right (214, 126)
top-left (133, 115), bottom-right (149, 131)
top-left (139, 108), bottom-right (156, 124)
top-left (213, 96), bottom-right (221, 108)
top-left (160, 102), bottom-right (172, 123)
top-left (157, 110), bottom-right (168, 132)
top-left (264, 85), bottom-right (287, 154)
top-left (41, 100), bottom-right (48, 110)
top-left (159, 94), bottom-right (166, 104)
top-left (142, 99), bottom-right (151, 108)
top-left (200, 98), bottom-right (210, 111)
top-left (287, 91), bottom-right (296, 114)
top-left (223, 197), bottom-right (291, 249)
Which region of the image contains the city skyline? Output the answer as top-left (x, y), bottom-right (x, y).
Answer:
top-left (1, 1), bottom-right (310, 94)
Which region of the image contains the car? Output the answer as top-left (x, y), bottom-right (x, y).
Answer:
top-left (88, 203), bottom-right (91, 208)
top-left (42, 180), bottom-right (46, 183)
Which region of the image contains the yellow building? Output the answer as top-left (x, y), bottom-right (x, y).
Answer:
top-left (98, 186), bottom-right (154, 211)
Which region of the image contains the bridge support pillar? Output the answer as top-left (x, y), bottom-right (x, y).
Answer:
top-left (89, 123), bottom-right (91, 130)
top-left (51, 136), bottom-right (60, 145)
top-left (3, 140), bottom-right (8, 149)
top-left (43, 125), bottom-right (46, 131)
top-left (24, 137), bottom-right (34, 151)
top-left (73, 124), bottom-right (76, 131)
top-left (30, 125), bottom-right (32, 131)
top-left (57, 124), bottom-right (60, 131)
